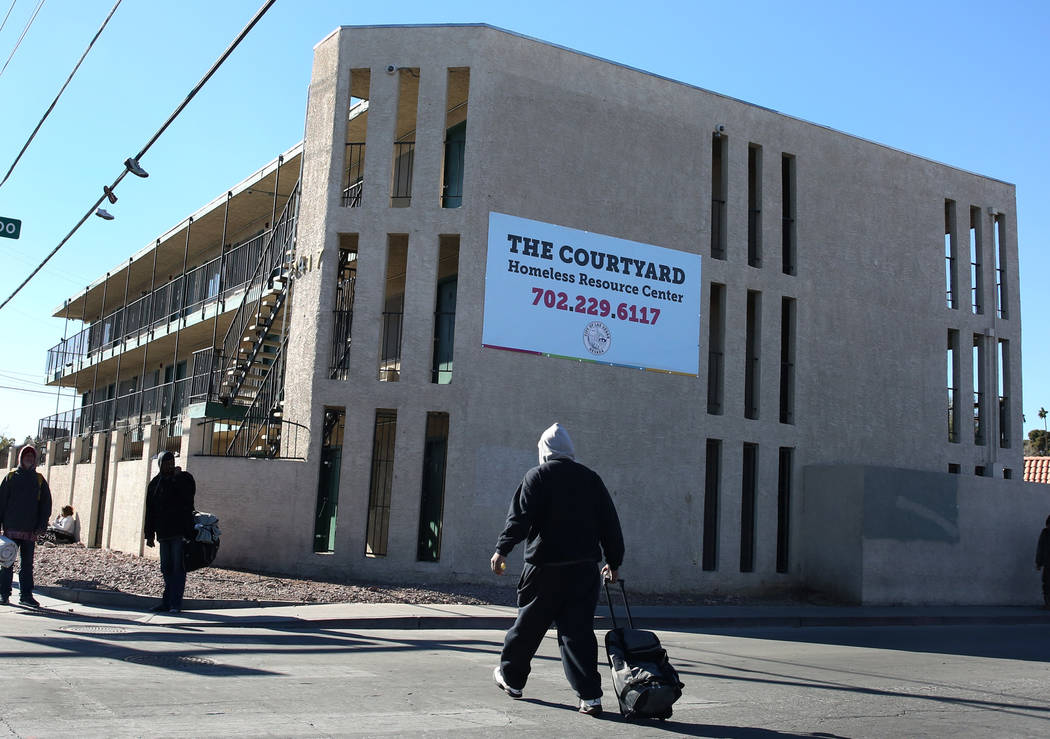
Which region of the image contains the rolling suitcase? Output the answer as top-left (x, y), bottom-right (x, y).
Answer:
top-left (603, 579), bottom-right (684, 721)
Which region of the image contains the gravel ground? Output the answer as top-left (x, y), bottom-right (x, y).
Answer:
top-left (29, 543), bottom-right (803, 607)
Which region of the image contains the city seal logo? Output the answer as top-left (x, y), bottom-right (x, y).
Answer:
top-left (582, 321), bottom-right (611, 356)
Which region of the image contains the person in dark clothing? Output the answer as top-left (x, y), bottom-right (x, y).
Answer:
top-left (1036, 515), bottom-right (1050, 609)
top-left (0, 446), bottom-right (52, 606)
top-left (490, 422), bottom-right (625, 717)
top-left (143, 452), bottom-right (196, 613)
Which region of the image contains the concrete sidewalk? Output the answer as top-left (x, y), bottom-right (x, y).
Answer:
top-left (25, 584), bottom-right (1050, 630)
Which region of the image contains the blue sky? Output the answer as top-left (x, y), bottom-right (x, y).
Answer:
top-left (0, 0), bottom-right (1046, 442)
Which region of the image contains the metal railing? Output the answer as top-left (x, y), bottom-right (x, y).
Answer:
top-left (213, 181), bottom-right (299, 405)
top-left (79, 435), bottom-right (93, 464)
top-left (46, 230), bottom-right (271, 380)
top-left (224, 338), bottom-right (287, 457)
top-left (430, 310), bottom-right (456, 384)
top-left (379, 311), bottom-right (403, 382)
top-left (441, 139), bottom-right (465, 208)
top-left (391, 141), bottom-right (414, 206)
top-left (38, 377), bottom-right (189, 442)
top-left (947, 387), bottom-right (958, 443)
top-left (999, 395), bottom-right (1009, 448)
top-left (973, 391), bottom-right (985, 445)
top-left (121, 426), bottom-right (145, 461)
top-left (342, 142), bottom-right (365, 207)
top-left (196, 416), bottom-right (308, 460)
top-left (51, 439), bottom-right (71, 466)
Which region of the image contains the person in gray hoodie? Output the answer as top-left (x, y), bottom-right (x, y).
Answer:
top-left (0, 445), bottom-right (52, 606)
top-left (491, 422), bottom-right (624, 717)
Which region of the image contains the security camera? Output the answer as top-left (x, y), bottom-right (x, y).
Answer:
top-left (386, 64), bottom-right (397, 74)
top-left (715, 124), bottom-right (726, 136)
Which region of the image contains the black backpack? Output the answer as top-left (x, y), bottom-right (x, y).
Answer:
top-left (603, 579), bottom-right (684, 721)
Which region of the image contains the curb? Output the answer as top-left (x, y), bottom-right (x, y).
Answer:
top-left (33, 585), bottom-right (300, 612)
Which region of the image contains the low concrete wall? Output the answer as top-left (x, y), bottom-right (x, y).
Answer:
top-left (802, 464), bottom-right (1050, 605)
top-left (184, 455), bottom-right (312, 574)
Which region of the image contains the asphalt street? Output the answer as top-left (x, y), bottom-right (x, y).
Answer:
top-left (3, 602), bottom-right (1050, 738)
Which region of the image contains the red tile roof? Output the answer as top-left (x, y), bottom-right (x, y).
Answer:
top-left (1024, 457), bottom-right (1050, 484)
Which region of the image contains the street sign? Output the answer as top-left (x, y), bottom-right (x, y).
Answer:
top-left (0, 216), bottom-right (21, 240)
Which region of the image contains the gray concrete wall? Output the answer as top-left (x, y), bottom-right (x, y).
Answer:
top-left (802, 464), bottom-right (1050, 604)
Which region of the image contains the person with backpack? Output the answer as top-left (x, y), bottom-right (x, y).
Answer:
top-left (490, 422), bottom-right (624, 717)
top-left (0, 446), bottom-right (52, 606)
top-left (143, 451), bottom-right (196, 614)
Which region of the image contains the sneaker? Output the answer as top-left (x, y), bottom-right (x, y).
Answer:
top-left (493, 666), bottom-right (523, 699)
top-left (19, 596), bottom-right (40, 607)
top-left (579, 698), bottom-right (602, 716)
top-left (168, 608), bottom-right (181, 614)
top-left (149, 603), bottom-right (169, 613)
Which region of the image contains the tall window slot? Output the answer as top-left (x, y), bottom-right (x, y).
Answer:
top-left (365, 409), bottom-right (397, 557)
top-left (973, 335), bottom-right (985, 445)
top-left (779, 297), bottom-right (796, 424)
top-left (947, 330), bottom-right (959, 443)
top-left (969, 206), bottom-right (983, 314)
top-left (744, 290), bottom-right (761, 420)
top-left (417, 412), bottom-right (450, 562)
top-left (313, 408), bottom-right (345, 553)
top-left (781, 154), bottom-right (796, 275)
top-left (343, 69), bottom-right (370, 207)
top-left (994, 213), bottom-right (1007, 319)
top-left (431, 236), bottom-right (459, 383)
top-left (740, 443), bottom-right (758, 573)
top-left (391, 68), bottom-right (420, 207)
top-left (711, 132), bottom-right (727, 260)
top-left (441, 68), bottom-right (469, 208)
top-left (998, 339), bottom-right (1010, 448)
top-left (707, 284), bottom-right (726, 415)
top-left (944, 199), bottom-right (957, 309)
top-left (329, 236), bottom-right (358, 379)
top-left (378, 235), bottom-right (407, 382)
top-left (702, 439), bottom-right (721, 571)
top-left (776, 447), bottom-right (793, 573)
top-left (747, 144), bottom-right (762, 267)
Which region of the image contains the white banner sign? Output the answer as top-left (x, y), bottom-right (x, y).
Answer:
top-left (482, 212), bottom-right (701, 375)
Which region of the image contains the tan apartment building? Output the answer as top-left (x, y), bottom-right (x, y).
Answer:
top-left (29, 24), bottom-right (1047, 604)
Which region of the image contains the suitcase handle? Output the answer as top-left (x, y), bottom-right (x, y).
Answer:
top-left (603, 578), bottom-right (635, 630)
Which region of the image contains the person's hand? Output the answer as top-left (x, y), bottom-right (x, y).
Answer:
top-left (490, 552), bottom-right (507, 575)
top-left (601, 564), bottom-right (618, 583)
top-left (146, 538), bottom-right (154, 548)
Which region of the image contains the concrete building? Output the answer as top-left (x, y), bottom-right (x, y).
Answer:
top-left (30, 24), bottom-right (1048, 604)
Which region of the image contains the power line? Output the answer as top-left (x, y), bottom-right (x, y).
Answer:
top-left (0, 383), bottom-right (59, 396)
top-left (0, 0), bottom-right (278, 316)
top-left (0, 0), bottom-right (44, 80)
top-left (0, 1), bottom-right (17, 37)
top-left (0, 0), bottom-right (123, 190)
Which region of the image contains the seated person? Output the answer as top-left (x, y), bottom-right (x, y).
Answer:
top-left (48, 505), bottom-right (77, 544)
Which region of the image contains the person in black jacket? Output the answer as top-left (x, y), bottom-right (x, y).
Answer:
top-left (490, 422), bottom-right (624, 717)
top-left (0, 445), bottom-right (52, 606)
top-left (1036, 515), bottom-right (1050, 609)
top-left (143, 452), bottom-right (195, 613)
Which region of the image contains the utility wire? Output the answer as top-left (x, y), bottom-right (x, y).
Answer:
top-left (0, 383), bottom-right (61, 396)
top-left (0, 0), bottom-right (122, 190)
top-left (0, 0), bottom-right (44, 80)
top-left (0, 0), bottom-right (17, 36)
top-left (0, 0), bottom-right (278, 316)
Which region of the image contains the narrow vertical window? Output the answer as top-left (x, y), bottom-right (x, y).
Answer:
top-left (707, 284), bottom-right (725, 415)
top-left (744, 290), bottom-right (761, 420)
top-left (747, 144), bottom-right (762, 268)
top-left (313, 408), bottom-right (345, 553)
top-left (776, 447), bottom-right (793, 573)
top-left (431, 236), bottom-right (459, 383)
top-left (740, 443), bottom-right (758, 573)
top-left (329, 236), bottom-right (358, 379)
top-left (994, 213), bottom-right (1007, 319)
top-left (944, 199), bottom-right (957, 309)
top-left (970, 206), bottom-right (983, 314)
top-left (378, 235), bottom-right (407, 382)
top-left (711, 132), bottom-right (727, 260)
top-left (973, 335), bottom-right (985, 445)
top-left (417, 411), bottom-right (450, 562)
top-left (947, 330), bottom-right (959, 443)
top-left (781, 154), bottom-right (796, 275)
top-left (779, 297), bottom-right (795, 424)
top-left (441, 68), bottom-right (469, 208)
top-left (365, 409), bottom-right (397, 557)
top-left (391, 68), bottom-right (420, 207)
top-left (343, 69), bottom-right (370, 207)
top-left (702, 439), bottom-right (720, 571)
top-left (998, 339), bottom-right (1010, 448)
